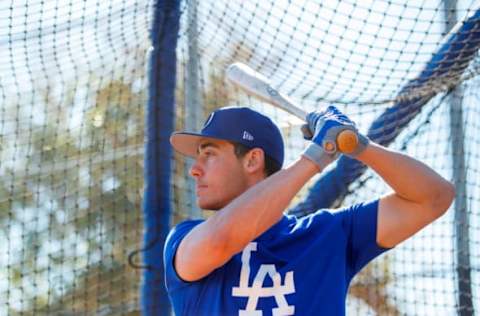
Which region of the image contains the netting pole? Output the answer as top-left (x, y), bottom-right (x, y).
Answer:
top-left (443, 1), bottom-right (473, 314)
top-left (142, 0), bottom-right (180, 314)
top-left (184, 0), bottom-right (202, 218)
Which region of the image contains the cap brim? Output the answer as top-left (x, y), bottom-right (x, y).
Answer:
top-left (170, 132), bottom-right (205, 157)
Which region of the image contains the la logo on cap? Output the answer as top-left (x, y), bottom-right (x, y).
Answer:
top-left (242, 131), bottom-right (254, 141)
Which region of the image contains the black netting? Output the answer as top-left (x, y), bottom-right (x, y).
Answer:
top-left (2, 0), bottom-right (480, 314)
top-left (1, 0), bottom-right (152, 314)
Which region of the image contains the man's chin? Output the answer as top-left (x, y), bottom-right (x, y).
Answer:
top-left (197, 200), bottom-right (223, 211)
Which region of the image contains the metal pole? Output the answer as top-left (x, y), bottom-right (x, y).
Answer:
top-left (184, 0), bottom-right (202, 218)
top-left (442, 1), bottom-right (473, 315)
top-left (142, 0), bottom-right (180, 313)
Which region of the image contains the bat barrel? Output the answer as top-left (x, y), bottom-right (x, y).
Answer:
top-left (226, 62), bottom-right (359, 154)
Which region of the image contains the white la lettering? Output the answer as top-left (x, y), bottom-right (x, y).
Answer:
top-left (232, 242), bottom-right (295, 316)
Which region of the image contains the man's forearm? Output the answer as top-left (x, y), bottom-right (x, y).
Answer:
top-left (356, 142), bottom-right (454, 208)
top-left (208, 157), bottom-right (319, 255)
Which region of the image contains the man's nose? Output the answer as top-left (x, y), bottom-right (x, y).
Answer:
top-left (189, 160), bottom-right (203, 178)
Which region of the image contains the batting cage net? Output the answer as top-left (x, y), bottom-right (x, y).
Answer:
top-left (1, 0), bottom-right (479, 315)
top-left (0, 0), bottom-right (151, 314)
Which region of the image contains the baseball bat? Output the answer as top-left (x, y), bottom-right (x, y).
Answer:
top-left (225, 62), bottom-right (359, 154)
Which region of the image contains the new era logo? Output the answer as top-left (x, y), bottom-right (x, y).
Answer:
top-left (243, 131), bottom-right (254, 141)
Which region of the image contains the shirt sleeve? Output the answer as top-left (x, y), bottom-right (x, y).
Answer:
top-left (338, 199), bottom-right (391, 278)
top-left (163, 220), bottom-right (203, 292)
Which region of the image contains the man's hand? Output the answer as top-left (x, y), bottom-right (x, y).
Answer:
top-left (302, 106), bottom-right (369, 169)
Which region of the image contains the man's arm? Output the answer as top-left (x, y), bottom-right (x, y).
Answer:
top-left (175, 157), bottom-right (319, 282)
top-left (356, 142), bottom-right (455, 248)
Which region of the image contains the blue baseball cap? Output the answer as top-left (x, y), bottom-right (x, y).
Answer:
top-left (170, 106), bottom-right (284, 167)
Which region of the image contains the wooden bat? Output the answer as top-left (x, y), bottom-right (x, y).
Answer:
top-left (225, 62), bottom-right (359, 154)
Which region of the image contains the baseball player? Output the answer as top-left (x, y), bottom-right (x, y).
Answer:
top-left (164, 105), bottom-right (454, 315)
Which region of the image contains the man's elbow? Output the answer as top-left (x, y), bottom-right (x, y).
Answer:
top-left (430, 180), bottom-right (455, 218)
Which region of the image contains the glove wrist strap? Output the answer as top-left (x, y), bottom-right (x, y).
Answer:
top-left (345, 134), bottom-right (370, 158)
top-left (302, 143), bottom-right (336, 171)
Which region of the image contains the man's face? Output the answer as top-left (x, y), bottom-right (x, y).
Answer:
top-left (190, 138), bottom-right (249, 210)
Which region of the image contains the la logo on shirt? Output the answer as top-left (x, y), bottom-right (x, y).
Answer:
top-left (232, 242), bottom-right (296, 316)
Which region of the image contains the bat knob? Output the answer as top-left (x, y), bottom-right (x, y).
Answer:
top-left (337, 130), bottom-right (359, 154)
top-left (323, 141), bottom-right (336, 154)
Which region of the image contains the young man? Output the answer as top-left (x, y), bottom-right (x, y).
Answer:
top-left (164, 106), bottom-right (454, 315)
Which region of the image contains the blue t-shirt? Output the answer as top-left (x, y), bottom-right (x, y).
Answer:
top-left (164, 199), bottom-right (389, 315)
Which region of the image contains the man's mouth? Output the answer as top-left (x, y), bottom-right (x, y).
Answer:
top-left (196, 185), bottom-right (208, 195)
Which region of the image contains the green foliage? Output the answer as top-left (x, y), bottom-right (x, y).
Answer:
top-left (3, 76), bottom-right (146, 314)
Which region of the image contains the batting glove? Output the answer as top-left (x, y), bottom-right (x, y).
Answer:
top-left (301, 106), bottom-right (369, 169)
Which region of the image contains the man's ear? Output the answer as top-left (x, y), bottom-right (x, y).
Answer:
top-left (243, 148), bottom-right (265, 174)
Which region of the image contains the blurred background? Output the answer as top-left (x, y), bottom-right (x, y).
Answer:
top-left (1, 0), bottom-right (479, 314)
